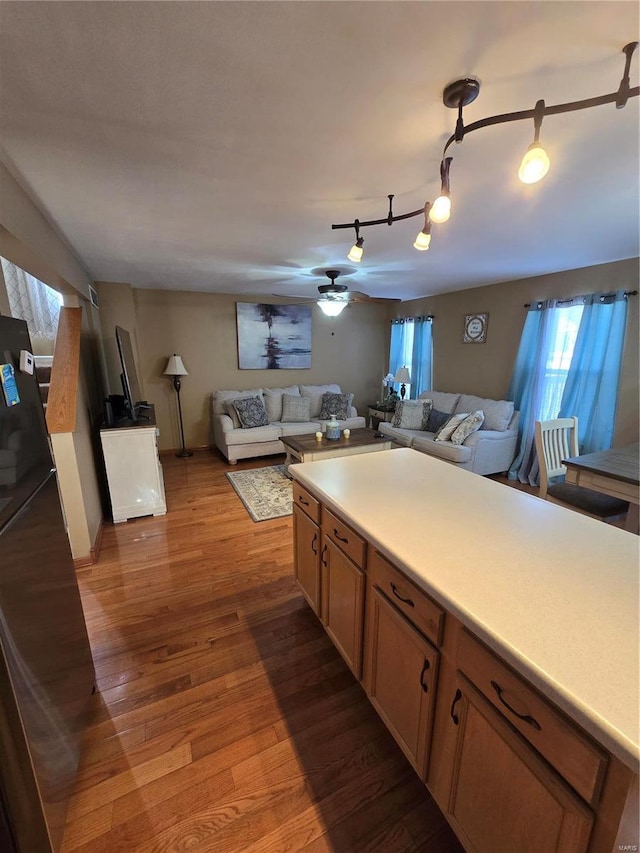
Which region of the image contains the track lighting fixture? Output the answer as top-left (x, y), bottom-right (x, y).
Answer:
top-left (413, 203), bottom-right (432, 251)
top-left (347, 221), bottom-right (364, 263)
top-left (331, 43), bottom-right (638, 259)
top-left (518, 100), bottom-right (550, 184)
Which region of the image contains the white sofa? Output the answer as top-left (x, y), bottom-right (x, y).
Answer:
top-left (212, 383), bottom-right (366, 464)
top-left (378, 390), bottom-right (519, 476)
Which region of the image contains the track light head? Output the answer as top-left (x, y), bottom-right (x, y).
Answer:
top-left (519, 142), bottom-right (550, 184)
top-left (413, 203), bottom-right (432, 250)
top-left (519, 100), bottom-right (550, 184)
top-left (429, 158), bottom-right (453, 223)
top-left (347, 221), bottom-right (364, 262)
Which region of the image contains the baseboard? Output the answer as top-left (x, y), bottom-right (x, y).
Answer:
top-left (158, 445), bottom-right (208, 457)
top-left (73, 518), bottom-right (104, 568)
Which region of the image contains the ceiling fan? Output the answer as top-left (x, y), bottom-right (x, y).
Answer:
top-left (274, 269), bottom-right (400, 316)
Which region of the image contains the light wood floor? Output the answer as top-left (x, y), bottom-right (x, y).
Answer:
top-left (61, 450), bottom-right (464, 853)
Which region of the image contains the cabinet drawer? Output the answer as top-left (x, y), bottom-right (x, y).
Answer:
top-left (323, 508), bottom-right (365, 568)
top-left (369, 550), bottom-right (445, 647)
top-left (458, 629), bottom-right (607, 805)
top-left (293, 482), bottom-right (320, 524)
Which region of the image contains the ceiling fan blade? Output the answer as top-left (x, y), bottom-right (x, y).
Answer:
top-left (344, 290), bottom-right (402, 303)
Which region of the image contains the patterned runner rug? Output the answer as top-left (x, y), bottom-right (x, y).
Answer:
top-left (225, 464), bottom-right (292, 522)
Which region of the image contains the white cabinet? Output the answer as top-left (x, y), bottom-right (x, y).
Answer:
top-left (100, 422), bottom-right (166, 523)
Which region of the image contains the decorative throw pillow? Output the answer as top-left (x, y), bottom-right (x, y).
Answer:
top-left (319, 391), bottom-right (353, 420)
top-left (281, 394), bottom-right (312, 423)
top-left (433, 412), bottom-right (469, 442)
top-left (300, 384), bottom-right (341, 418)
top-left (263, 386), bottom-right (300, 422)
top-left (224, 397), bottom-right (253, 428)
top-left (392, 399), bottom-right (433, 430)
top-left (426, 407), bottom-right (451, 434)
top-left (450, 410), bottom-right (485, 445)
top-left (232, 396), bottom-right (269, 429)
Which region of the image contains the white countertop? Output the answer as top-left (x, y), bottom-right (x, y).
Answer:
top-left (291, 448), bottom-right (640, 771)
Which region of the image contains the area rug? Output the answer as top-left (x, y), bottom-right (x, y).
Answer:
top-left (225, 464), bottom-right (293, 522)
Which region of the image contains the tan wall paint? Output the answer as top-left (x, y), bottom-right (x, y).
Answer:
top-left (399, 257), bottom-right (639, 446)
top-left (0, 165), bottom-right (106, 560)
top-left (95, 287), bottom-right (390, 451)
top-left (0, 164), bottom-right (91, 299)
top-left (95, 281), bottom-right (142, 398)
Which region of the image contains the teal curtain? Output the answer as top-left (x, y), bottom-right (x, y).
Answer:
top-left (507, 300), bottom-right (558, 483)
top-left (558, 291), bottom-right (628, 453)
top-left (411, 318), bottom-right (433, 398)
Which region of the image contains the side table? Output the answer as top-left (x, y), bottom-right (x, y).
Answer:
top-left (367, 404), bottom-right (396, 430)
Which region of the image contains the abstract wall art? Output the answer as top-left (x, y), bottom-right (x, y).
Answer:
top-left (236, 303), bottom-right (312, 369)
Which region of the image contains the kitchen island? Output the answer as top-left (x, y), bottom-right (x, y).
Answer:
top-left (291, 448), bottom-right (639, 853)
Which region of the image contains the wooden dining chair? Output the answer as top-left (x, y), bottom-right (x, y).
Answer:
top-left (534, 417), bottom-right (629, 520)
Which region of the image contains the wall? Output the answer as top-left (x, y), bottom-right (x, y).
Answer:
top-left (399, 257), bottom-right (639, 446)
top-left (97, 286), bottom-right (390, 451)
top-left (0, 162), bottom-right (106, 560)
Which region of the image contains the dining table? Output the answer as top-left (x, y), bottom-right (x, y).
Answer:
top-left (563, 442), bottom-right (640, 533)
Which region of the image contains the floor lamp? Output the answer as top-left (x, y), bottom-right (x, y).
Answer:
top-left (164, 354), bottom-right (192, 458)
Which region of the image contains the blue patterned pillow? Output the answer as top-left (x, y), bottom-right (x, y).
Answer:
top-left (319, 392), bottom-right (353, 420)
top-left (426, 408), bottom-right (451, 434)
top-left (232, 395), bottom-right (269, 429)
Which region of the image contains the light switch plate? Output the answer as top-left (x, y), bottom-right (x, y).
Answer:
top-left (19, 350), bottom-right (34, 374)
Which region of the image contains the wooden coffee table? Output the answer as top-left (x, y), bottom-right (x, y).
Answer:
top-left (281, 428), bottom-right (395, 475)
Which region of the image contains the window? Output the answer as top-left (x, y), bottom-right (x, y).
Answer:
top-left (1, 257), bottom-right (63, 342)
top-left (508, 291), bottom-right (628, 482)
top-left (388, 317), bottom-right (432, 398)
top-left (539, 304), bottom-right (583, 420)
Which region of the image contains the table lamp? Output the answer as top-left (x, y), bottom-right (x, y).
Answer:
top-left (394, 367), bottom-right (411, 400)
top-left (164, 354), bottom-right (192, 458)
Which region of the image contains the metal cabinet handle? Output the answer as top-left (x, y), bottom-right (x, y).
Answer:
top-left (298, 496), bottom-right (309, 506)
top-left (311, 533), bottom-right (317, 555)
top-left (419, 659), bottom-right (430, 693)
top-left (333, 528), bottom-right (348, 544)
top-left (320, 545), bottom-right (328, 567)
top-left (490, 681), bottom-right (542, 731)
top-left (450, 688), bottom-right (462, 725)
top-left (390, 582), bottom-right (415, 608)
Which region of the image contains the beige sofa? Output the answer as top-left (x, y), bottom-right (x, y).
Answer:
top-left (212, 383), bottom-right (366, 463)
top-left (378, 390), bottom-right (519, 475)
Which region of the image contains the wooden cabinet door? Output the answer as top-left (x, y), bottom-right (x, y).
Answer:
top-left (363, 586), bottom-right (439, 780)
top-left (293, 505), bottom-right (320, 615)
top-left (445, 674), bottom-right (593, 853)
top-left (320, 536), bottom-right (364, 678)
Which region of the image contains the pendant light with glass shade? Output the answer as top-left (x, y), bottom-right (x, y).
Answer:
top-left (317, 299), bottom-right (348, 317)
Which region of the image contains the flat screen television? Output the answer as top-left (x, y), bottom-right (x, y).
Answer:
top-left (115, 325), bottom-right (148, 421)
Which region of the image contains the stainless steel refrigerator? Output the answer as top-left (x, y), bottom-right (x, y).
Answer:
top-left (0, 316), bottom-right (95, 852)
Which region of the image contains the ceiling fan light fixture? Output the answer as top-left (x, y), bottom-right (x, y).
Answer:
top-left (318, 299), bottom-right (347, 317)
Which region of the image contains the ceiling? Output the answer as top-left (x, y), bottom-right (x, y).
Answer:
top-left (0, 1), bottom-right (638, 303)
